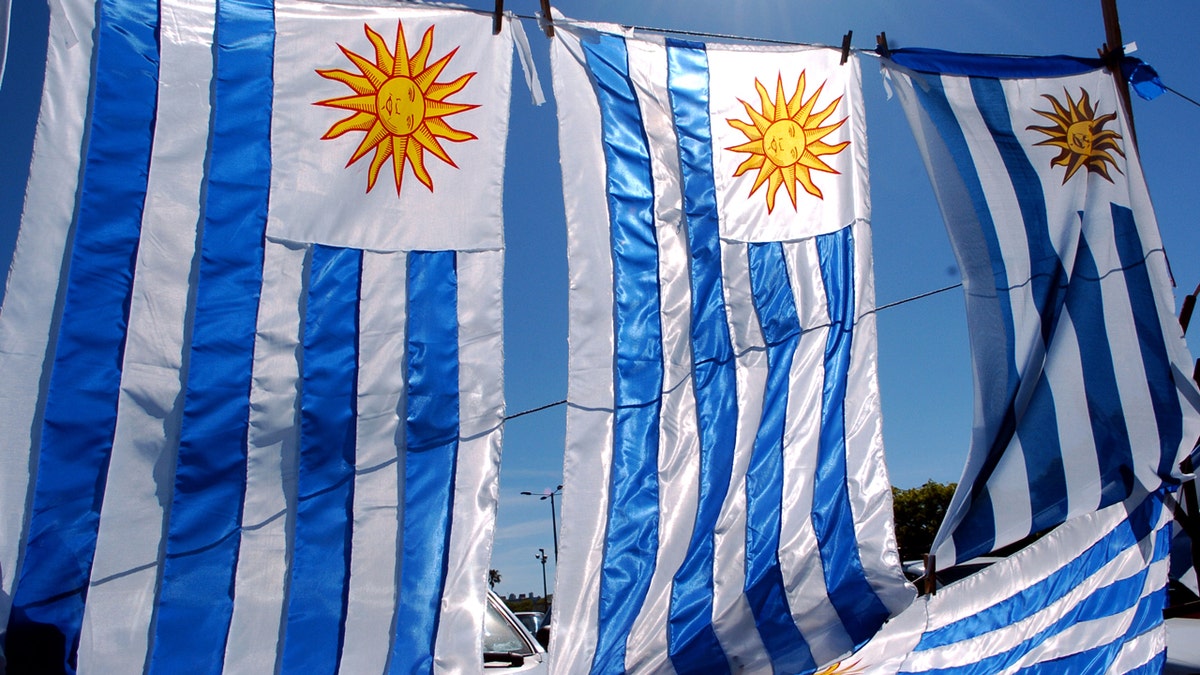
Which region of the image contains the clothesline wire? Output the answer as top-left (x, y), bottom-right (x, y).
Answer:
top-left (501, 280), bottom-right (965, 421)
top-left (505, 11), bottom-right (846, 49)
top-left (1166, 85), bottom-right (1200, 110)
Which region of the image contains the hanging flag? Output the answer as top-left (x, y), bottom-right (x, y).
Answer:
top-left (845, 489), bottom-right (1174, 674)
top-left (0, 1), bottom-right (511, 673)
top-left (883, 49), bottom-right (1200, 569)
top-left (551, 18), bottom-right (914, 675)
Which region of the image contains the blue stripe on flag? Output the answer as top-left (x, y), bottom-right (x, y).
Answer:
top-left (8, 0), bottom-right (158, 667)
top-left (812, 227), bottom-right (891, 643)
top-left (917, 493), bottom-right (1162, 651)
top-left (745, 242), bottom-right (815, 673)
top-left (149, 0), bottom-right (273, 669)
top-left (916, 75), bottom-right (1019, 561)
top-left (581, 33), bottom-right (663, 675)
top-left (664, 39), bottom-right (734, 674)
top-left (281, 245), bottom-right (362, 673)
top-left (1111, 204), bottom-right (1184, 481)
top-left (390, 250), bottom-right (460, 675)
top-left (1068, 223), bottom-right (1135, 504)
top-left (890, 48), bottom-right (1103, 79)
top-left (969, 78), bottom-right (1069, 533)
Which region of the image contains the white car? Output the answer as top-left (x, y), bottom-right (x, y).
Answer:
top-left (485, 591), bottom-right (548, 672)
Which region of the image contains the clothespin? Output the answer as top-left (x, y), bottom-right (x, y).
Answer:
top-left (492, 0), bottom-right (504, 35)
top-left (539, 0), bottom-right (555, 37)
top-left (839, 30), bottom-right (853, 65)
top-left (876, 31), bottom-right (891, 58)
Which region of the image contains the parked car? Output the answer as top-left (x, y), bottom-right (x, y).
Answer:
top-left (515, 611), bottom-right (545, 636)
top-left (485, 591), bottom-right (548, 672)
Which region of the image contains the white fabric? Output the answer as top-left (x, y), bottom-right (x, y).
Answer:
top-left (269, 1), bottom-right (511, 253)
top-left (222, 237), bottom-right (306, 675)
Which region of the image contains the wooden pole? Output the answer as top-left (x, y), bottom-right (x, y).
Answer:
top-left (1100, 0), bottom-right (1137, 148)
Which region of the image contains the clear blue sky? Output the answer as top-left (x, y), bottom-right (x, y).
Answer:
top-left (2, 0), bottom-right (1197, 602)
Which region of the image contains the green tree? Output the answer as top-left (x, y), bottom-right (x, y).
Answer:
top-left (892, 480), bottom-right (957, 562)
top-left (488, 568), bottom-right (502, 589)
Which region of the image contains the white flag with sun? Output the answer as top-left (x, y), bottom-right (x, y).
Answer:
top-left (271, 0), bottom-right (510, 252)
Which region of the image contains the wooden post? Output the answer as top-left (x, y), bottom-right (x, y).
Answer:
top-left (923, 553), bottom-right (937, 596)
top-left (1100, 0), bottom-right (1137, 148)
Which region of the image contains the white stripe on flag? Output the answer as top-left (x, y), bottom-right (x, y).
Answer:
top-left (339, 249), bottom-right (407, 674)
top-left (222, 237), bottom-right (305, 674)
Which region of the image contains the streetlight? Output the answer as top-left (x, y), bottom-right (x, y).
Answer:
top-left (534, 548), bottom-right (549, 612)
top-left (520, 484), bottom-right (562, 562)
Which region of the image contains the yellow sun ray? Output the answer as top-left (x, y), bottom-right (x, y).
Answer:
top-left (315, 19), bottom-right (478, 194)
top-left (348, 121), bottom-right (389, 166)
top-left (733, 153), bottom-right (765, 176)
top-left (1026, 88), bottom-right (1125, 185)
top-left (315, 93), bottom-right (377, 114)
top-left (365, 25), bottom-right (394, 76)
top-left (340, 46), bottom-right (388, 89)
top-left (315, 69), bottom-right (373, 95)
top-left (786, 72), bottom-right (807, 117)
top-left (366, 136), bottom-right (393, 192)
top-left (426, 72), bottom-right (474, 101)
top-left (410, 27), bottom-right (435, 75)
top-left (323, 111), bottom-right (376, 140)
top-left (726, 69), bottom-right (849, 212)
top-left (391, 23), bottom-right (410, 78)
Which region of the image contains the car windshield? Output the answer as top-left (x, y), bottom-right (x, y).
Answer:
top-left (484, 599), bottom-right (535, 656)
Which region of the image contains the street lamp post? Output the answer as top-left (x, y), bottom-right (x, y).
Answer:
top-left (534, 548), bottom-right (549, 612)
top-left (520, 485), bottom-right (562, 562)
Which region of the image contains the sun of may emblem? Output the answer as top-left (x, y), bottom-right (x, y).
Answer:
top-left (314, 21), bottom-right (478, 194)
top-left (726, 71), bottom-right (849, 213)
top-left (1026, 88), bottom-right (1124, 184)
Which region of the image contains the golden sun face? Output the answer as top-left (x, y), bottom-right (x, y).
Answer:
top-left (1026, 88), bottom-right (1124, 184)
top-left (726, 72), bottom-right (849, 213)
top-left (315, 21), bottom-right (478, 194)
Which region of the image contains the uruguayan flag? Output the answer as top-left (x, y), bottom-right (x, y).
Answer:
top-left (0, 1), bottom-right (512, 672)
top-left (883, 50), bottom-right (1200, 569)
top-left (552, 18), bottom-right (913, 674)
top-left (847, 490), bottom-right (1174, 674)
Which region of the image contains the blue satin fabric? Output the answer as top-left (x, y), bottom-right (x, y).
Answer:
top-left (1068, 223), bottom-right (1135, 505)
top-left (7, 0), bottom-right (158, 669)
top-left (149, 0), bottom-right (274, 670)
top-left (281, 245), bottom-right (361, 673)
top-left (1111, 204), bottom-right (1183, 482)
top-left (664, 39), bottom-right (735, 674)
top-left (915, 493), bottom-right (1166, 672)
top-left (390, 250), bottom-right (460, 675)
top-left (811, 227), bottom-right (890, 644)
top-left (745, 242), bottom-right (815, 673)
top-left (581, 33), bottom-right (664, 675)
top-left (968, 78), bottom-right (1069, 535)
top-left (913, 74), bottom-right (1015, 562)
